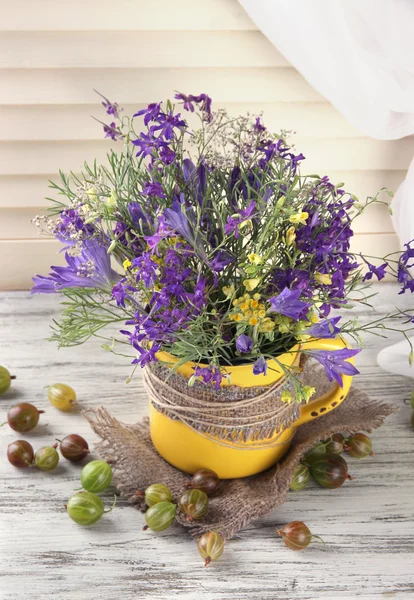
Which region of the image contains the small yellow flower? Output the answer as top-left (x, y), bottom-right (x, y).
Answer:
top-left (253, 293), bottom-right (261, 301)
top-left (244, 309), bottom-right (252, 317)
top-left (243, 278), bottom-right (260, 291)
top-left (281, 390), bottom-right (292, 404)
top-left (86, 187), bottom-right (98, 203)
top-left (303, 386), bottom-right (316, 403)
top-left (258, 318), bottom-right (275, 333)
top-left (250, 300), bottom-right (259, 309)
top-left (286, 226), bottom-right (296, 246)
top-left (249, 317), bottom-right (259, 326)
top-left (248, 253), bottom-right (263, 265)
top-left (106, 193), bottom-right (117, 208)
top-left (233, 298), bottom-right (241, 306)
top-left (278, 316), bottom-right (292, 334)
top-left (240, 302), bottom-right (249, 311)
top-left (239, 219), bottom-right (252, 232)
top-left (258, 310), bottom-right (266, 318)
top-left (289, 211), bottom-right (308, 226)
top-left (123, 258), bottom-right (132, 270)
top-left (233, 314), bottom-right (242, 322)
top-left (222, 284), bottom-right (235, 298)
top-left (315, 272), bottom-right (332, 285)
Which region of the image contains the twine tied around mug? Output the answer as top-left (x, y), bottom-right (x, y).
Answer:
top-left (142, 362), bottom-right (304, 450)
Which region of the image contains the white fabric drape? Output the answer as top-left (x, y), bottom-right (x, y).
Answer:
top-left (239, 0), bottom-right (414, 377)
top-left (239, 0), bottom-right (414, 244)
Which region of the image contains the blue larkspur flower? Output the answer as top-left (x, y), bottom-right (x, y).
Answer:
top-left (236, 334), bottom-right (253, 353)
top-left (363, 262), bottom-right (387, 282)
top-left (308, 348), bottom-right (361, 387)
top-left (32, 239), bottom-right (120, 294)
top-left (268, 288), bottom-right (311, 321)
top-left (305, 316), bottom-right (341, 339)
top-left (253, 357), bottom-right (268, 376)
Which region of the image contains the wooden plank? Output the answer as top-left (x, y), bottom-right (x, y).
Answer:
top-left (0, 31), bottom-right (285, 69)
top-left (0, 103), bottom-right (365, 141)
top-left (0, 208), bottom-right (46, 239)
top-left (1, 138), bottom-right (412, 176)
top-left (0, 198), bottom-right (394, 238)
top-left (0, 0), bottom-right (255, 31)
top-left (350, 233), bottom-right (401, 263)
top-left (0, 175), bottom-right (59, 208)
top-left (0, 287), bottom-right (413, 598)
top-left (0, 233), bottom-right (401, 291)
top-left (0, 170), bottom-right (406, 209)
top-left (0, 68), bottom-right (324, 105)
top-left (0, 239), bottom-right (63, 290)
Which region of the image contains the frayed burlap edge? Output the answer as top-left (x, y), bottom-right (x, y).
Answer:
top-left (85, 380), bottom-right (396, 541)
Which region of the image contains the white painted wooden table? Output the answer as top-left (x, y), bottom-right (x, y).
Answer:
top-left (0, 286), bottom-right (413, 600)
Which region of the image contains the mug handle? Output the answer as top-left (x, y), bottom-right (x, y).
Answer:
top-left (295, 336), bottom-right (355, 427)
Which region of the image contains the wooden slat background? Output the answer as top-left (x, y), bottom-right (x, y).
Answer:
top-left (1, 0), bottom-right (412, 290)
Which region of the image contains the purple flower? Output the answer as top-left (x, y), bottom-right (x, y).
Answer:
top-left (132, 132), bottom-right (167, 158)
top-left (163, 203), bottom-right (195, 246)
top-left (132, 253), bottom-right (158, 287)
top-left (134, 102), bottom-right (162, 125)
top-left (175, 92), bottom-right (212, 122)
top-left (398, 240), bottom-right (414, 294)
top-left (145, 215), bottom-right (171, 253)
top-left (53, 208), bottom-right (95, 246)
top-left (253, 357), bottom-right (268, 376)
top-left (305, 316), bottom-right (341, 339)
top-left (142, 181), bottom-right (166, 198)
top-left (308, 348), bottom-right (361, 387)
top-left (132, 343), bottom-right (161, 368)
top-left (193, 366), bottom-right (223, 389)
top-left (224, 200), bottom-right (256, 239)
top-left (236, 334), bottom-right (253, 353)
top-left (103, 122), bottom-right (122, 141)
top-left (159, 145), bottom-right (176, 165)
top-left (96, 90), bottom-right (121, 119)
top-left (254, 117), bottom-right (266, 133)
top-left (363, 262), bottom-right (387, 282)
top-left (112, 281), bottom-right (127, 307)
top-left (209, 250), bottom-right (233, 272)
top-left (150, 110), bottom-right (186, 140)
top-left (268, 288), bottom-right (311, 321)
top-left (32, 239), bottom-right (120, 294)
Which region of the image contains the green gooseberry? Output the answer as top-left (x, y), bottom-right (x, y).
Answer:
top-left (80, 460), bottom-right (112, 493)
top-left (6, 402), bottom-right (44, 432)
top-left (276, 521), bottom-right (313, 551)
top-left (47, 383), bottom-right (77, 412)
top-left (289, 464), bottom-right (310, 491)
top-left (0, 366), bottom-right (15, 395)
top-left (144, 501), bottom-right (176, 532)
top-left (325, 433), bottom-right (344, 455)
top-left (178, 489), bottom-right (209, 520)
top-left (198, 532), bottom-right (225, 567)
top-left (310, 454), bottom-right (350, 489)
top-left (145, 483), bottom-right (173, 507)
top-left (345, 433), bottom-right (373, 459)
top-left (35, 445), bottom-right (59, 471)
top-left (303, 441), bottom-right (327, 466)
top-left (67, 491), bottom-right (105, 526)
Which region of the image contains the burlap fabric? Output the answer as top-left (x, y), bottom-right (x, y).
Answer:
top-left (86, 361), bottom-right (395, 541)
top-left (142, 356), bottom-right (304, 445)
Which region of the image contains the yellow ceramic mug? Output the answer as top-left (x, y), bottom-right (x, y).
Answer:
top-left (149, 337), bottom-right (354, 478)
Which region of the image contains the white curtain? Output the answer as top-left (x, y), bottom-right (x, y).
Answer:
top-left (239, 0), bottom-right (414, 376)
top-left (239, 0), bottom-right (414, 244)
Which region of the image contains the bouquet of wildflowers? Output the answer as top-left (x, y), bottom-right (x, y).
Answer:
top-left (32, 92), bottom-right (414, 399)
